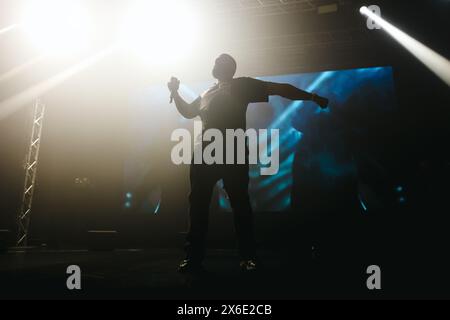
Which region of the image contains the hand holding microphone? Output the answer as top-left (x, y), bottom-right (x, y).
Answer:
top-left (168, 77), bottom-right (180, 104)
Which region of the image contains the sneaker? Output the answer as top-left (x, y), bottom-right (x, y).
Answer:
top-left (178, 259), bottom-right (206, 275)
top-left (239, 259), bottom-right (259, 273)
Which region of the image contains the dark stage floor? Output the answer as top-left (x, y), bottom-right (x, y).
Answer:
top-left (0, 246), bottom-right (411, 300)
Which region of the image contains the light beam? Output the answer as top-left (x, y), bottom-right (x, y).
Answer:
top-left (0, 24), bottom-right (18, 35)
top-left (0, 47), bottom-right (114, 121)
top-left (360, 6), bottom-right (450, 86)
top-left (0, 55), bottom-right (46, 84)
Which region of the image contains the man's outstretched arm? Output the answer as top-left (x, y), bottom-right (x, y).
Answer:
top-left (171, 92), bottom-right (200, 119)
top-left (265, 82), bottom-right (329, 109)
top-left (168, 77), bottom-right (200, 119)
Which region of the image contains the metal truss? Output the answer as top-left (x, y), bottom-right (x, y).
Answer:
top-left (233, 28), bottom-right (366, 51)
top-left (199, 0), bottom-right (363, 68)
top-left (17, 99), bottom-right (46, 247)
top-left (201, 0), bottom-right (353, 17)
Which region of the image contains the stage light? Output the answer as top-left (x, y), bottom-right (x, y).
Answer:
top-left (119, 0), bottom-right (201, 65)
top-left (360, 6), bottom-right (450, 87)
top-left (21, 0), bottom-right (92, 55)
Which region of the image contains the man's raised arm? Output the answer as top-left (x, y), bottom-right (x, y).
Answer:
top-left (265, 81), bottom-right (329, 109)
top-left (168, 77), bottom-right (200, 119)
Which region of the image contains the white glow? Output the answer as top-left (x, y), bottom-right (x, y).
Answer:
top-left (0, 55), bottom-right (46, 84)
top-left (0, 24), bottom-right (18, 35)
top-left (119, 0), bottom-right (201, 65)
top-left (21, 0), bottom-right (91, 55)
top-left (360, 6), bottom-right (450, 86)
top-left (0, 47), bottom-right (114, 121)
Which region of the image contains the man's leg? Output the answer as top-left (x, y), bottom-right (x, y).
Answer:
top-left (184, 163), bottom-right (217, 265)
top-left (223, 166), bottom-right (256, 261)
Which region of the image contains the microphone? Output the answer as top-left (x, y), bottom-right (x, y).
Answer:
top-left (169, 77), bottom-right (180, 104)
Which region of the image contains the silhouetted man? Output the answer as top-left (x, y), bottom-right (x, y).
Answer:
top-left (168, 54), bottom-right (328, 274)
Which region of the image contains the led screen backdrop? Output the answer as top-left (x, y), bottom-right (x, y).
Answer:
top-left (125, 66), bottom-right (397, 213)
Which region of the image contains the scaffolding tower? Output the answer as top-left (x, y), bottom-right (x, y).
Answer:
top-left (17, 99), bottom-right (46, 247)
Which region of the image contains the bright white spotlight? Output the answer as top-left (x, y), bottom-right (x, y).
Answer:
top-left (120, 0), bottom-right (201, 65)
top-left (360, 6), bottom-right (450, 87)
top-left (21, 0), bottom-right (91, 56)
